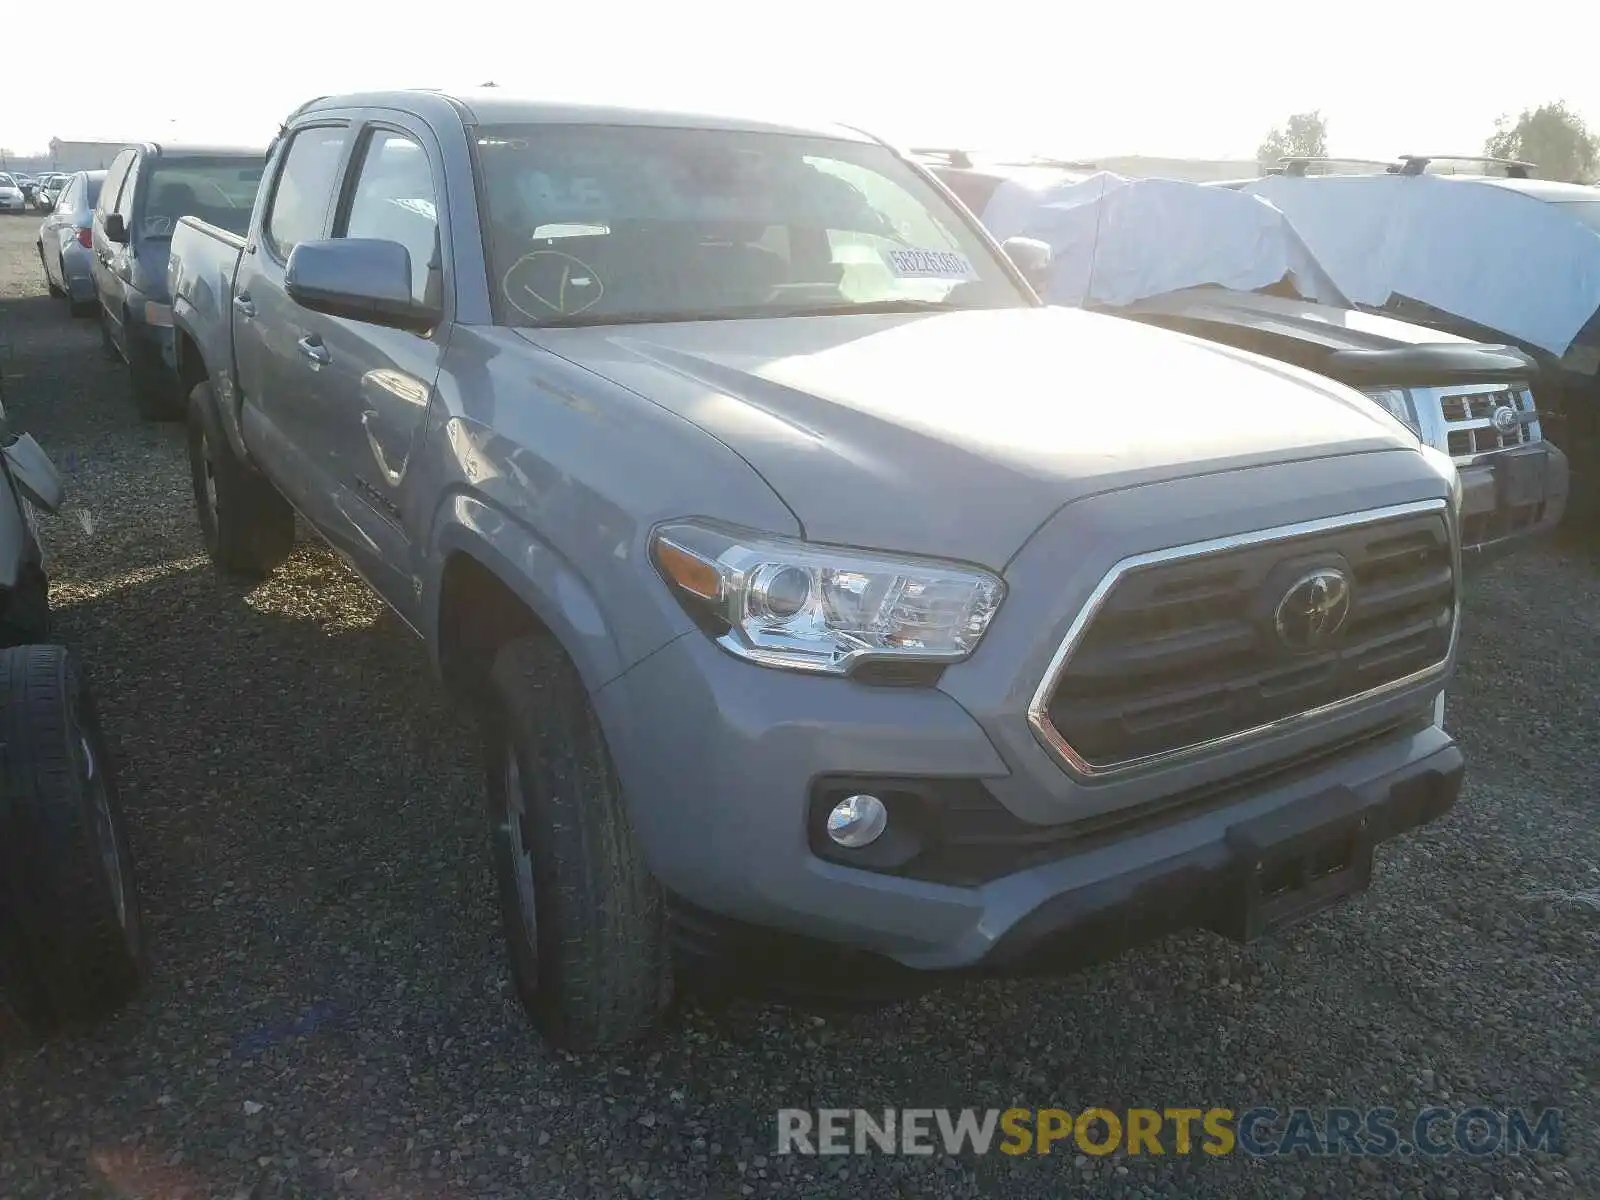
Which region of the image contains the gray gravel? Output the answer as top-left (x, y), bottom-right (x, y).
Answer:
top-left (0, 213), bottom-right (1596, 1199)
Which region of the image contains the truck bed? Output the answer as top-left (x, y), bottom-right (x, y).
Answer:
top-left (168, 215), bottom-right (247, 408)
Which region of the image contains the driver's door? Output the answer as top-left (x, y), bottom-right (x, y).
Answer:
top-left (311, 115), bottom-right (449, 625)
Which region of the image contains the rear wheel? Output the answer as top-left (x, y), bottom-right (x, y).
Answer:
top-left (127, 327), bottom-right (180, 421)
top-left (37, 244), bottom-right (63, 298)
top-left (0, 645), bottom-right (144, 1033)
top-left (483, 635), bottom-right (670, 1051)
top-left (187, 382), bottom-right (295, 578)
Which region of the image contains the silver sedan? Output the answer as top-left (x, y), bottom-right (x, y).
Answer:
top-left (36, 170), bottom-right (106, 317)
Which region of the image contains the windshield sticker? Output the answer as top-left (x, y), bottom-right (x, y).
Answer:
top-left (884, 248), bottom-right (977, 281)
top-left (503, 250), bottom-right (605, 319)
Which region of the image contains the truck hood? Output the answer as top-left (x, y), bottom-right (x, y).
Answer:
top-left (520, 306), bottom-right (1415, 569)
top-left (1119, 288), bottom-right (1537, 387)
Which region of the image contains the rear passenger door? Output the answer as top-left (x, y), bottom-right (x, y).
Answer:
top-left (311, 115), bottom-right (450, 622)
top-left (232, 121), bottom-right (353, 527)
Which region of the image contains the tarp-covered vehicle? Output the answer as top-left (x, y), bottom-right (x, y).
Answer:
top-left (924, 157), bottom-right (1568, 557)
top-left (0, 401), bottom-right (144, 1038)
top-left (1242, 168), bottom-right (1600, 528)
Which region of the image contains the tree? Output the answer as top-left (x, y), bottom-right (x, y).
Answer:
top-left (1485, 101), bottom-right (1599, 182)
top-left (1257, 111), bottom-right (1328, 169)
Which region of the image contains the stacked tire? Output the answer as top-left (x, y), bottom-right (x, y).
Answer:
top-left (0, 645), bottom-right (145, 1035)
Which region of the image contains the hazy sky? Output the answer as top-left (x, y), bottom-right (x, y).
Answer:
top-left (6, 0), bottom-right (1599, 160)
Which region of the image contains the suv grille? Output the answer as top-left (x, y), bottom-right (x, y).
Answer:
top-left (1437, 386), bottom-right (1538, 458)
top-left (1033, 505), bottom-right (1455, 776)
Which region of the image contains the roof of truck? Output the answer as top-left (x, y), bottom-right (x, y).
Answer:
top-left (1468, 177), bottom-right (1600, 203)
top-left (297, 89), bottom-right (877, 143)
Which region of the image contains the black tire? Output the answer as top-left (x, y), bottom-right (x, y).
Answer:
top-left (186, 382), bottom-right (294, 578)
top-left (0, 646), bottom-right (144, 1033)
top-left (98, 308), bottom-right (119, 361)
top-left (37, 245), bottom-right (63, 298)
top-left (0, 563), bottom-right (50, 647)
top-left (483, 635), bottom-right (670, 1051)
top-left (128, 332), bottom-right (181, 421)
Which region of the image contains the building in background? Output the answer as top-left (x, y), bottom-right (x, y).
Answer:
top-left (46, 139), bottom-right (135, 171)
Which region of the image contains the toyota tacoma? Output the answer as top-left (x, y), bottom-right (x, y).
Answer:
top-left (167, 90), bottom-right (1467, 1050)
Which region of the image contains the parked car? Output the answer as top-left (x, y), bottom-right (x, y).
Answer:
top-left (34, 173), bottom-right (69, 210)
top-left (922, 156), bottom-right (1567, 557)
top-left (0, 389), bottom-right (144, 1035)
top-left (90, 143), bottom-right (266, 419)
top-left (170, 89), bottom-right (1466, 1052)
top-left (0, 174), bottom-right (25, 215)
top-left (36, 171), bottom-right (106, 318)
top-left (1243, 167), bottom-right (1600, 529)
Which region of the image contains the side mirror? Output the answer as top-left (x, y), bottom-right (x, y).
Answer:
top-left (4, 434), bottom-right (65, 514)
top-left (103, 213), bottom-right (127, 243)
top-left (285, 238), bottom-right (440, 332)
top-left (1001, 236), bottom-right (1053, 292)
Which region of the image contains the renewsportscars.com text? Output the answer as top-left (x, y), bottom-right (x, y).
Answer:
top-left (776, 1106), bottom-right (1563, 1158)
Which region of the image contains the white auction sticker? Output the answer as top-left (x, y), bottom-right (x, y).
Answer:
top-left (884, 248), bottom-right (978, 281)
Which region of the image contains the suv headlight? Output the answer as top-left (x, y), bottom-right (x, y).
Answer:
top-left (1360, 387), bottom-right (1421, 436)
top-left (650, 521), bottom-right (1005, 675)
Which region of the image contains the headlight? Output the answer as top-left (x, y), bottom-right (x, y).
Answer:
top-left (1360, 387), bottom-right (1421, 436)
top-left (650, 521), bottom-right (1005, 675)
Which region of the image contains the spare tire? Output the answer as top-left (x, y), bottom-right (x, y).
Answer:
top-left (0, 645), bottom-right (144, 1032)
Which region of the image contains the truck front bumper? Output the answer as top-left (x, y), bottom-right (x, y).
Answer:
top-left (1457, 441), bottom-right (1568, 562)
top-left (602, 629), bottom-right (1461, 979)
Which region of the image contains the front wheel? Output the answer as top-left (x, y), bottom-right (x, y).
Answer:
top-left (186, 382), bottom-right (294, 578)
top-left (0, 645), bottom-right (145, 1033)
top-left (483, 635), bottom-right (670, 1051)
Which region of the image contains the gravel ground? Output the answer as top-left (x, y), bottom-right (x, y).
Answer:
top-left (0, 214), bottom-right (1595, 1200)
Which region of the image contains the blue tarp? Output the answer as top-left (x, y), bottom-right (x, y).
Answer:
top-left (979, 171), bottom-right (1349, 309)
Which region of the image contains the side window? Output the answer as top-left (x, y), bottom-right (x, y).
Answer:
top-left (58, 178), bottom-right (79, 209)
top-left (340, 130), bottom-right (441, 306)
top-left (98, 152), bottom-right (133, 217)
top-left (264, 126), bottom-right (350, 261)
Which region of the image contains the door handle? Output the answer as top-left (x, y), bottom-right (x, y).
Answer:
top-left (297, 335), bottom-right (331, 366)
top-left (232, 295), bottom-right (256, 319)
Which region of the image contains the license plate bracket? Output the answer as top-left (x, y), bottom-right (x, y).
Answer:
top-left (1213, 786), bottom-right (1376, 942)
top-left (1496, 445), bottom-right (1550, 509)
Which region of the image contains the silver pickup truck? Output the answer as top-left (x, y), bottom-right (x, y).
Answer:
top-left (167, 89), bottom-right (1467, 1051)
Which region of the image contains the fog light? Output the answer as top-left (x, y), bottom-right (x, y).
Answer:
top-left (826, 794), bottom-right (887, 848)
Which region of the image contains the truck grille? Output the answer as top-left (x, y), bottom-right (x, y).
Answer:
top-left (1032, 504), bottom-right (1456, 777)
top-left (1435, 386), bottom-right (1539, 459)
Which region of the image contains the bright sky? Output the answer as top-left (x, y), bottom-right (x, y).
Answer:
top-left (5, 0), bottom-right (1598, 161)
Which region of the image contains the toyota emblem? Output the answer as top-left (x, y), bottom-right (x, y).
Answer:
top-left (1274, 568), bottom-right (1352, 652)
top-left (1491, 404), bottom-right (1519, 435)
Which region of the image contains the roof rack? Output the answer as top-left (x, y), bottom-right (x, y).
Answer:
top-left (909, 147), bottom-right (974, 168)
top-left (1395, 154), bottom-right (1536, 178)
top-left (1278, 156), bottom-right (1396, 177)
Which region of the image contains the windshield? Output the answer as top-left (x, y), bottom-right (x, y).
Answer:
top-left (141, 157), bottom-right (265, 238)
top-left (472, 123), bottom-right (1030, 327)
top-left (0, 174), bottom-right (14, 188)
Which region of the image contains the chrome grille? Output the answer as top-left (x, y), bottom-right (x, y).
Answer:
top-left (1434, 386), bottom-right (1539, 459)
top-left (1030, 503), bottom-right (1456, 778)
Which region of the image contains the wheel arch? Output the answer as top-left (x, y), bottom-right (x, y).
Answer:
top-left (428, 495), bottom-right (628, 704)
